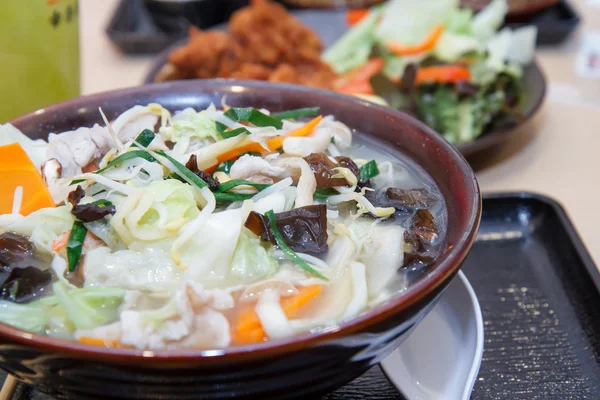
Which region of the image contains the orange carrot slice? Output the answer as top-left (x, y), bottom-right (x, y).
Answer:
top-left (346, 9), bottom-right (369, 26)
top-left (0, 143), bottom-right (54, 216)
top-left (205, 116), bottom-right (322, 173)
top-left (387, 25), bottom-right (444, 56)
top-left (232, 284), bottom-right (323, 344)
top-left (415, 65), bottom-right (471, 85)
top-left (334, 58), bottom-right (384, 95)
top-left (265, 115), bottom-right (322, 151)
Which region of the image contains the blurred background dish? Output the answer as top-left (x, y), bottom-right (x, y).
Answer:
top-left (142, 1), bottom-right (547, 157)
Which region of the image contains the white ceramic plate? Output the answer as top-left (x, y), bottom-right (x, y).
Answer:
top-left (380, 271), bottom-right (484, 400)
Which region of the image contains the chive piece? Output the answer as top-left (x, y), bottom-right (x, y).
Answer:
top-left (272, 107), bottom-right (320, 120)
top-left (214, 192), bottom-right (254, 203)
top-left (215, 121), bottom-right (227, 134)
top-left (156, 151), bottom-right (208, 189)
top-left (314, 187), bottom-right (339, 199)
top-left (217, 179), bottom-right (271, 193)
top-left (265, 210), bottom-right (328, 281)
top-left (216, 160), bottom-right (236, 174)
top-left (221, 127), bottom-right (249, 139)
top-left (224, 108), bottom-right (283, 129)
top-left (95, 150), bottom-right (156, 174)
top-left (67, 221), bottom-right (88, 272)
top-left (359, 160), bottom-right (380, 181)
top-left (92, 199), bottom-right (113, 207)
top-left (132, 129), bottom-right (156, 148)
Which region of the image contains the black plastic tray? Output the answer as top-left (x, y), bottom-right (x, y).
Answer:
top-left (3, 192), bottom-right (600, 399)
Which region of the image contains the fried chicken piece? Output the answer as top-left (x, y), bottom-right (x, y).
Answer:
top-left (161, 0), bottom-right (338, 90)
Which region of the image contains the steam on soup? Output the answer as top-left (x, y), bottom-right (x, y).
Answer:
top-left (0, 103), bottom-right (445, 350)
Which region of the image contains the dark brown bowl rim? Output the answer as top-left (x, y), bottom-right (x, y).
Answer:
top-left (7, 80), bottom-right (481, 365)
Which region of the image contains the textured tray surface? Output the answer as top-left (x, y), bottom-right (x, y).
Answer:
top-left (3, 193), bottom-right (600, 399)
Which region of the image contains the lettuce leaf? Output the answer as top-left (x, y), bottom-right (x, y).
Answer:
top-left (471, 0), bottom-right (508, 41)
top-left (322, 6), bottom-right (384, 74)
top-left (230, 229), bottom-right (278, 284)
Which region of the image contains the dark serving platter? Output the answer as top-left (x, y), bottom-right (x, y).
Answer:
top-left (4, 192), bottom-right (600, 399)
top-left (142, 9), bottom-right (546, 158)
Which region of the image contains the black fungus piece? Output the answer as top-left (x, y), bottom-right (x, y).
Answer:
top-left (304, 153), bottom-right (359, 188)
top-left (385, 188), bottom-right (438, 209)
top-left (245, 205), bottom-right (328, 255)
top-left (185, 154), bottom-right (220, 191)
top-left (67, 185), bottom-right (85, 206)
top-left (72, 203), bottom-right (116, 223)
top-left (413, 209), bottom-right (439, 244)
top-left (402, 252), bottom-right (435, 269)
top-left (0, 233), bottom-right (35, 267)
top-left (0, 266), bottom-right (53, 303)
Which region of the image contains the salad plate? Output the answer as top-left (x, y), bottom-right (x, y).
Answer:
top-left (144, 5), bottom-right (546, 157)
top-left (380, 271), bottom-right (484, 400)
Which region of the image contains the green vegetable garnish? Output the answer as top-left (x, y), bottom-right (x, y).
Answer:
top-left (272, 107), bottom-right (320, 120)
top-left (220, 127), bottom-right (249, 139)
top-left (224, 107), bottom-right (283, 129)
top-left (359, 160), bottom-right (380, 181)
top-left (92, 199), bottom-right (113, 207)
top-left (70, 130), bottom-right (157, 184)
top-left (67, 220), bottom-right (87, 272)
top-left (265, 210), bottom-right (328, 281)
top-left (214, 192), bottom-right (254, 203)
top-left (156, 151), bottom-right (208, 189)
top-left (313, 187), bottom-right (340, 199)
top-left (217, 179), bottom-right (271, 193)
top-left (131, 129), bottom-right (156, 148)
top-left (216, 121), bottom-right (249, 138)
top-left (216, 160), bottom-right (236, 174)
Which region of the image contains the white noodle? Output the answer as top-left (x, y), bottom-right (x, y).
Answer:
top-left (11, 186), bottom-right (23, 215)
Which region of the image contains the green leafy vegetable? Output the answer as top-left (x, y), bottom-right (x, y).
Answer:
top-left (265, 210), bottom-right (328, 281)
top-left (217, 179), bottom-right (271, 193)
top-left (223, 108), bottom-right (283, 129)
top-left (359, 160), bottom-right (380, 181)
top-left (67, 220), bottom-right (87, 272)
top-left (271, 107), bottom-right (320, 120)
top-left (322, 6), bottom-right (384, 74)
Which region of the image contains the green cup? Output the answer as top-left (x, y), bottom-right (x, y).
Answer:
top-left (0, 0), bottom-right (80, 123)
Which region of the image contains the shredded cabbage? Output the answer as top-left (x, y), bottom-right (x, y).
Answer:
top-left (111, 179), bottom-right (199, 244)
top-left (161, 108), bottom-right (222, 155)
top-left (0, 206), bottom-right (74, 253)
top-left (230, 229), bottom-right (279, 284)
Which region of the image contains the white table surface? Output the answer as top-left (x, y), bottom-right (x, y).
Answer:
top-left (80, 0), bottom-right (600, 268)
